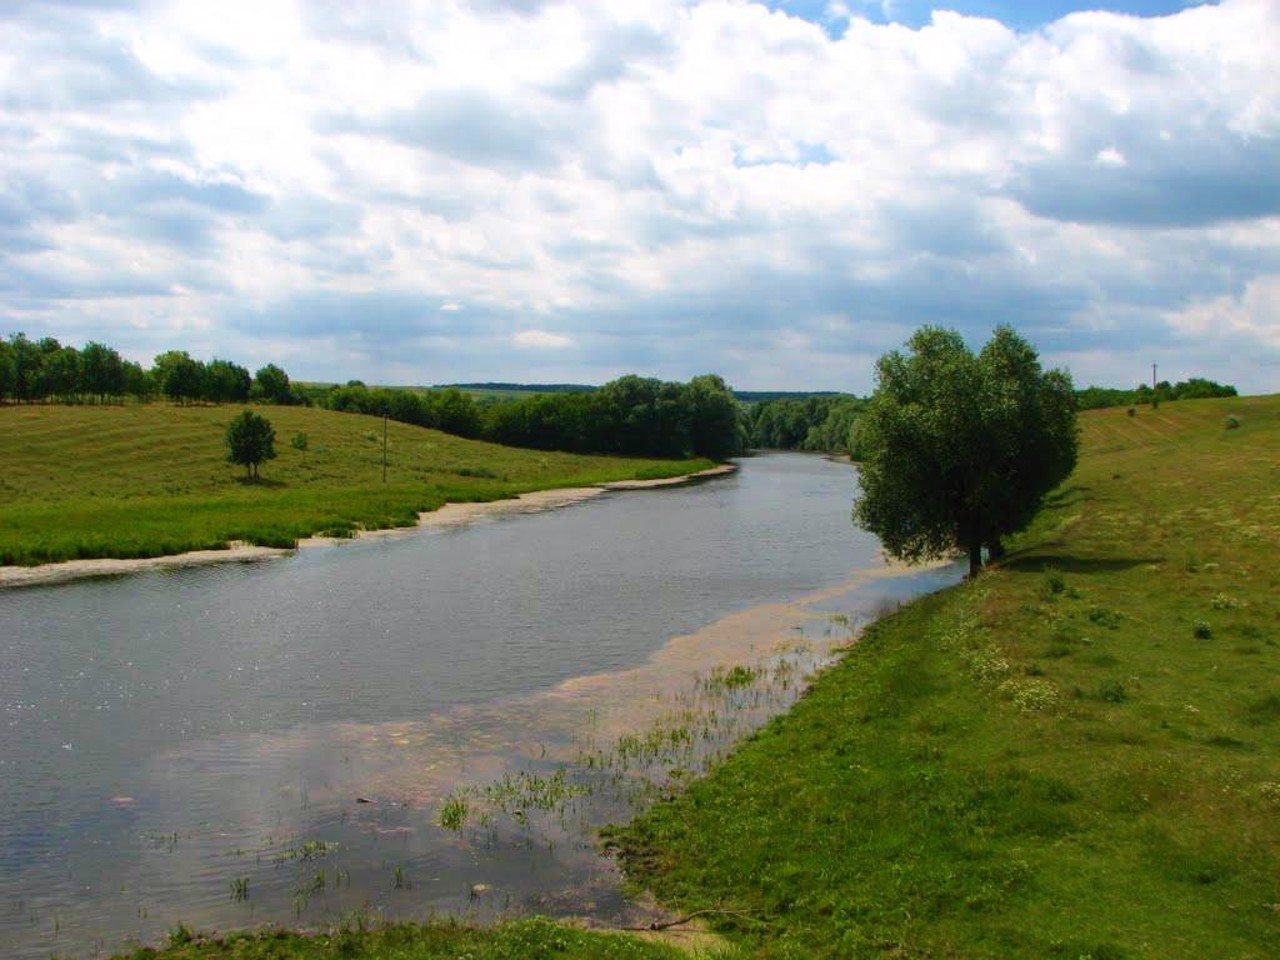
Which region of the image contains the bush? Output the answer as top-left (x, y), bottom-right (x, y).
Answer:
top-left (1100, 680), bottom-right (1128, 703)
top-left (1224, 415), bottom-right (1240, 430)
top-left (1038, 568), bottom-right (1066, 601)
top-left (1087, 606), bottom-right (1124, 629)
top-left (1126, 406), bottom-right (1136, 417)
top-left (291, 432), bottom-right (308, 451)
top-left (1193, 620), bottom-right (1213, 640)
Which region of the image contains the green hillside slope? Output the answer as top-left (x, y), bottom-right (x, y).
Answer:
top-left (616, 395), bottom-right (1280, 958)
top-left (0, 403), bottom-right (711, 566)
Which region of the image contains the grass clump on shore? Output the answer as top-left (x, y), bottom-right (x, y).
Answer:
top-left (0, 403), bottom-right (714, 566)
top-left (613, 395), bottom-right (1279, 958)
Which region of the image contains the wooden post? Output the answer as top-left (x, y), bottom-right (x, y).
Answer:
top-left (382, 410), bottom-right (388, 483)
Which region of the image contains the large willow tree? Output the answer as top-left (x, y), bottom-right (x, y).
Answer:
top-left (854, 326), bottom-right (1078, 577)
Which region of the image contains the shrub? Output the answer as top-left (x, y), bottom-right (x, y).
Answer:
top-left (1126, 406), bottom-right (1136, 417)
top-left (1087, 606), bottom-right (1123, 629)
top-left (1100, 680), bottom-right (1128, 703)
top-left (1193, 620), bottom-right (1213, 640)
top-left (291, 432), bottom-right (308, 451)
top-left (1224, 415), bottom-right (1240, 430)
top-left (1038, 568), bottom-right (1066, 601)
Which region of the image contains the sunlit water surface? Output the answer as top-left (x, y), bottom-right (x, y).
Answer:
top-left (0, 453), bottom-right (961, 958)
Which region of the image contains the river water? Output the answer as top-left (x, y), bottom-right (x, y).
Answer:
top-left (0, 453), bottom-right (961, 958)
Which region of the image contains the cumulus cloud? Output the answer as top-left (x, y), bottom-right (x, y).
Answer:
top-left (1167, 274), bottom-right (1280, 351)
top-left (0, 0), bottom-right (1277, 393)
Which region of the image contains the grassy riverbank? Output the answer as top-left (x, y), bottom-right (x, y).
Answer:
top-left (107, 917), bottom-right (699, 959)
top-left (616, 395), bottom-right (1280, 958)
top-left (0, 404), bottom-right (713, 566)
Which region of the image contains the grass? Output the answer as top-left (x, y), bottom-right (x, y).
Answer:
top-left (614, 394), bottom-right (1280, 958)
top-left (0, 403), bottom-right (714, 566)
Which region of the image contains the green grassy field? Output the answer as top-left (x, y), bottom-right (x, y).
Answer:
top-left (0, 403), bottom-right (714, 566)
top-left (616, 395), bottom-right (1280, 958)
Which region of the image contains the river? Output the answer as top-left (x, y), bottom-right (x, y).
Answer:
top-left (0, 452), bottom-right (962, 958)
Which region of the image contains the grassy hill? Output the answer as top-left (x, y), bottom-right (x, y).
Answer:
top-left (0, 403), bottom-right (713, 566)
top-left (616, 394), bottom-right (1280, 958)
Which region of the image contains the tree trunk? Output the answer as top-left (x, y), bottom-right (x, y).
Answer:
top-left (967, 539), bottom-right (983, 578)
top-left (987, 538), bottom-right (1005, 562)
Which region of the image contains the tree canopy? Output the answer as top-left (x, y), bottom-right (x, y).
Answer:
top-left (853, 326), bottom-right (1078, 577)
top-left (225, 410), bottom-right (277, 479)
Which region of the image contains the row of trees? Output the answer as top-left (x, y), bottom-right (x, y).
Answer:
top-left (483, 374), bottom-right (744, 459)
top-left (2, 331), bottom-right (744, 460)
top-left (745, 395), bottom-right (868, 455)
top-left (0, 333), bottom-right (302, 406)
top-left (0, 334), bottom-right (148, 403)
top-left (316, 374), bottom-right (746, 460)
top-left (320, 383), bottom-right (484, 438)
top-left (1076, 377), bottom-right (1237, 410)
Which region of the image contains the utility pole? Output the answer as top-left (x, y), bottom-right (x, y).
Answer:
top-left (382, 408), bottom-right (388, 483)
top-left (1152, 363), bottom-right (1157, 391)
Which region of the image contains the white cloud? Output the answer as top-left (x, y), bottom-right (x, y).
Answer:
top-left (1094, 147), bottom-right (1126, 168)
top-left (1166, 274), bottom-right (1280, 351)
top-left (0, 0), bottom-right (1278, 392)
top-left (513, 329), bottom-right (575, 349)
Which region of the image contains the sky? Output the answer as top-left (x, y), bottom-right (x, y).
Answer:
top-left (1, 0), bottom-right (1277, 394)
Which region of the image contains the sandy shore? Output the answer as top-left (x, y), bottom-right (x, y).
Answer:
top-left (0, 463), bottom-right (737, 590)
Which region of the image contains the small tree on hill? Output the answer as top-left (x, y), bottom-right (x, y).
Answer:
top-left (225, 410), bottom-right (277, 480)
top-left (854, 325), bottom-right (1078, 577)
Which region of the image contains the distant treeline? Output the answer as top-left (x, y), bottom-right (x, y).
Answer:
top-left (0, 333), bottom-right (303, 406)
top-left (1077, 378), bottom-right (1237, 410)
top-left (441, 382), bottom-right (869, 455)
top-left (319, 374), bottom-right (746, 460)
top-left (4, 331), bottom-right (1239, 462)
top-left (441, 382), bottom-right (850, 405)
top-left (445, 382), bottom-right (595, 395)
top-left (1, 332), bottom-right (745, 460)
top-left (745, 395), bottom-right (868, 455)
